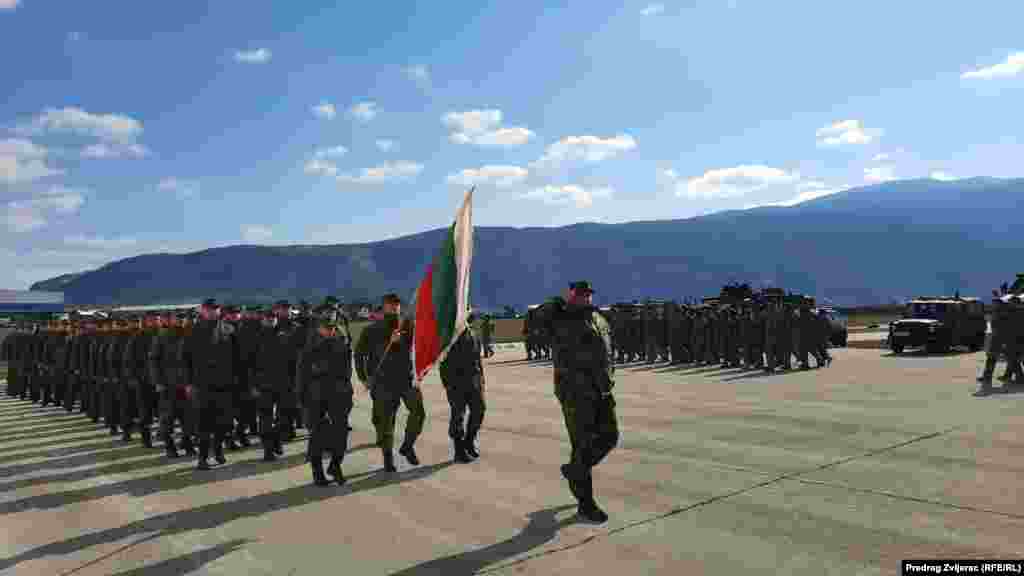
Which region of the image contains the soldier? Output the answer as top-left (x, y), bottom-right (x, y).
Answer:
top-left (296, 305), bottom-right (354, 486)
top-left (975, 293), bottom-right (1008, 396)
top-left (121, 316), bottom-right (156, 447)
top-left (186, 299), bottom-right (237, 470)
top-left (996, 296), bottom-right (1023, 387)
top-left (479, 314), bottom-right (495, 358)
top-left (550, 281), bottom-right (618, 524)
top-left (792, 304), bottom-right (810, 370)
top-left (222, 305), bottom-right (254, 450)
top-left (440, 310), bottom-right (487, 463)
top-left (815, 309), bottom-right (833, 367)
top-left (103, 318), bottom-right (127, 436)
top-left (354, 293), bottom-right (426, 472)
top-left (763, 300), bottom-right (779, 373)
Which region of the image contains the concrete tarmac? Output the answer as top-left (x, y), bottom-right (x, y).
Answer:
top-left (0, 347), bottom-right (1022, 575)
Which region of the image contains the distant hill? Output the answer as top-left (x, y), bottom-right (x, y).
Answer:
top-left (31, 177), bottom-right (1024, 309)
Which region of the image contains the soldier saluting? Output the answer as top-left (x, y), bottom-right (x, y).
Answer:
top-left (549, 281), bottom-right (619, 524)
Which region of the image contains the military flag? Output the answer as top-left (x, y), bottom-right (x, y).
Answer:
top-left (412, 187), bottom-right (474, 381)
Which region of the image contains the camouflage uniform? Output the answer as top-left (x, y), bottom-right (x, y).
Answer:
top-left (550, 295), bottom-right (618, 523)
top-left (355, 313), bottom-right (425, 471)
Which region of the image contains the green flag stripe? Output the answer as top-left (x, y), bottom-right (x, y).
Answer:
top-left (432, 222), bottom-right (458, 347)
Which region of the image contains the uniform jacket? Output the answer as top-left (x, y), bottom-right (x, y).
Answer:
top-left (551, 302), bottom-right (615, 401)
top-left (440, 327), bottom-right (483, 388)
top-left (354, 314), bottom-right (413, 391)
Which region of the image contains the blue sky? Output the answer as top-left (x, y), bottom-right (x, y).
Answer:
top-left (2, 0), bottom-right (1023, 288)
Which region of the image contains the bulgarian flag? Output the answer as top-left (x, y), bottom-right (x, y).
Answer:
top-left (412, 187), bottom-right (475, 381)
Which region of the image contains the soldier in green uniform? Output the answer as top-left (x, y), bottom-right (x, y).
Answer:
top-left (550, 281), bottom-right (618, 524)
top-left (354, 293), bottom-right (426, 472)
top-left (440, 310), bottom-right (486, 463)
top-left (296, 305), bottom-right (354, 486)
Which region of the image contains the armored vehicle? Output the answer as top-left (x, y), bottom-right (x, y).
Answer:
top-left (888, 296), bottom-right (986, 354)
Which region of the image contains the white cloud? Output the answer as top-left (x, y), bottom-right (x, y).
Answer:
top-left (447, 165), bottom-right (528, 189)
top-left (348, 101), bottom-right (377, 122)
top-left (157, 178), bottom-right (199, 199)
top-left (2, 187), bottom-right (86, 233)
top-left (0, 0), bottom-right (20, 10)
top-left (63, 234), bottom-right (138, 250)
top-left (0, 138), bottom-right (63, 183)
top-left (640, 3), bottom-right (665, 16)
top-left (375, 139), bottom-right (395, 152)
top-left (314, 145), bottom-right (348, 159)
top-left (863, 165), bottom-right (896, 183)
top-left (533, 134), bottom-right (637, 169)
top-left (815, 119), bottom-right (878, 146)
top-left (81, 142), bottom-right (148, 159)
top-left (403, 65), bottom-right (430, 88)
top-left (17, 107), bottom-right (143, 143)
top-left (872, 153), bottom-right (890, 162)
top-left (443, 109), bottom-right (534, 147)
top-left (304, 158), bottom-right (338, 177)
top-left (68, 31), bottom-right (82, 41)
top-left (930, 171), bottom-right (957, 181)
top-left (234, 48), bottom-right (272, 64)
top-left (241, 225), bottom-right (273, 243)
top-left (522, 185), bottom-right (613, 209)
top-left (337, 161), bottom-right (423, 184)
top-left (675, 165), bottom-right (797, 199)
top-left (961, 52), bottom-right (1024, 80)
top-left (312, 101), bottom-right (337, 120)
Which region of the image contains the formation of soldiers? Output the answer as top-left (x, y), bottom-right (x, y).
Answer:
top-left (975, 280), bottom-right (1024, 395)
top-left (0, 294), bottom-right (493, 487)
top-left (525, 286), bottom-right (835, 372)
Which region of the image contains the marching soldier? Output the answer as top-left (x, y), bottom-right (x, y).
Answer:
top-left (440, 310), bottom-right (487, 463)
top-left (354, 293), bottom-right (426, 472)
top-left (550, 281), bottom-right (618, 524)
top-left (296, 304), bottom-right (354, 486)
top-left (186, 299), bottom-right (237, 470)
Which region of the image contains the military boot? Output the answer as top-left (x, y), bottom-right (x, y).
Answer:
top-left (236, 424), bottom-right (251, 448)
top-left (121, 423), bottom-right (132, 443)
top-left (213, 433), bottom-right (228, 465)
top-left (180, 435), bottom-right (197, 457)
top-left (453, 436), bottom-right (472, 463)
top-left (382, 449), bottom-right (397, 473)
top-left (398, 442), bottom-right (420, 466)
top-left (140, 426), bottom-right (153, 449)
top-left (465, 427), bottom-right (481, 459)
top-left (327, 457), bottom-right (346, 485)
top-left (261, 429), bottom-right (278, 461)
top-left (575, 469), bottom-right (609, 524)
top-left (311, 457), bottom-right (330, 486)
top-left (560, 463), bottom-right (580, 501)
top-left (163, 432), bottom-right (180, 458)
top-left (196, 437), bottom-right (212, 470)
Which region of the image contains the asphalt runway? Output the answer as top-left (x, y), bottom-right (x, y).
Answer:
top-left (0, 346), bottom-right (1021, 575)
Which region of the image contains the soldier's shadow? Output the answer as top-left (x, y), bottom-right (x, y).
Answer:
top-left (106, 538), bottom-right (254, 576)
top-left (0, 460), bottom-right (456, 573)
top-left (881, 349), bottom-right (977, 358)
top-left (384, 504), bottom-right (580, 576)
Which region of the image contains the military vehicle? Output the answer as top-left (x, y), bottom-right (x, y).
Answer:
top-left (888, 296), bottom-right (986, 354)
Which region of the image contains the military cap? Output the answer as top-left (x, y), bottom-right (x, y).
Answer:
top-left (202, 298), bottom-right (218, 308)
top-left (569, 281), bottom-right (594, 293)
top-left (323, 295), bottom-right (340, 307)
top-left (382, 293), bottom-right (401, 304)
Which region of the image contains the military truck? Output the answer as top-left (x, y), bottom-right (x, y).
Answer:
top-left (888, 296), bottom-right (987, 354)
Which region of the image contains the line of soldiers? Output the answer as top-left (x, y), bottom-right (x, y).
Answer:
top-left (975, 290), bottom-right (1024, 396)
top-left (604, 298), bottom-right (835, 371)
top-left (0, 294), bottom-right (489, 486)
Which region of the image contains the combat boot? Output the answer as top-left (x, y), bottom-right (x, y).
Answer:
top-left (163, 432), bottom-right (180, 458)
top-left (575, 470), bottom-right (609, 524)
top-left (398, 442), bottom-right (420, 466)
top-left (214, 439), bottom-right (227, 465)
top-left (196, 437), bottom-right (212, 470)
top-left (327, 457), bottom-right (346, 485)
top-left (560, 463), bottom-right (580, 501)
top-left (311, 458), bottom-right (330, 486)
top-left (464, 428), bottom-right (481, 459)
top-left (453, 438), bottom-right (472, 463)
top-left (180, 435), bottom-right (197, 457)
top-left (382, 449), bottom-right (397, 473)
top-left (140, 426), bottom-right (153, 449)
top-left (121, 423), bottom-right (132, 443)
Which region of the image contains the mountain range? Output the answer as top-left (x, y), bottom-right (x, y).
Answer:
top-left (31, 177), bottom-right (1023, 309)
